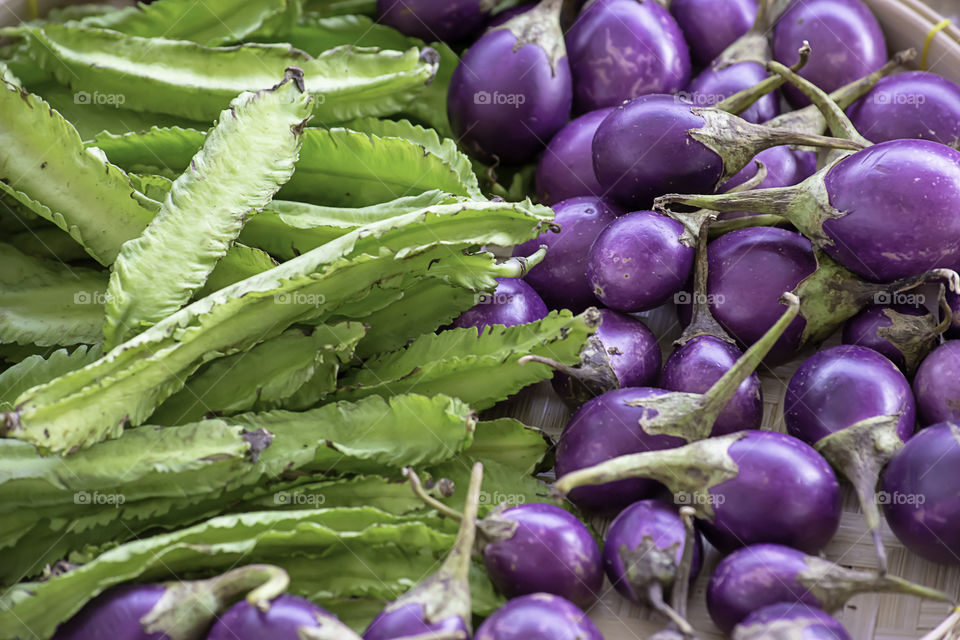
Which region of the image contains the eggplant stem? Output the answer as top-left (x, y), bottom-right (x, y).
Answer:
top-left (715, 43), bottom-right (809, 114)
top-left (494, 246), bottom-right (547, 278)
top-left (404, 467), bottom-right (464, 521)
top-left (920, 607), bottom-right (960, 640)
top-left (709, 214), bottom-right (790, 238)
top-left (676, 216), bottom-right (735, 346)
top-left (670, 507), bottom-right (698, 619)
top-left (517, 354), bottom-right (579, 376)
top-left (647, 582), bottom-right (695, 637)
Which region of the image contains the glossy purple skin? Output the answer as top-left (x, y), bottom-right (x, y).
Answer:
top-left (734, 603), bottom-right (851, 640)
top-left (881, 422), bottom-right (960, 564)
top-left (719, 146), bottom-right (818, 219)
top-left (848, 72), bottom-right (960, 147)
top-left (785, 344), bottom-right (916, 446)
top-left (377, 0), bottom-right (488, 42)
top-left (514, 196), bottom-right (619, 311)
top-left (452, 277), bottom-right (548, 333)
top-left (481, 503), bottom-right (603, 607)
top-left (593, 94), bottom-right (723, 209)
top-left (822, 140), bottom-right (960, 282)
top-left (586, 210), bottom-right (695, 312)
top-left (448, 29), bottom-right (572, 164)
top-left (698, 431), bottom-right (842, 554)
top-left (535, 109), bottom-right (613, 205)
top-left (948, 289), bottom-right (960, 338)
top-left (842, 305), bottom-right (931, 372)
top-left (206, 595), bottom-right (331, 640)
top-left (53, 584), bottom-right (168, 640)
top-left (687, 61), bottom-right (779, 124)
top-left (707, 543), bottom-right (830, 633)
top-left (566, 0), bottom-right (690, 113)
top-left (773, 0), bottom-right (886, 108)
top-left (555, 388), bottom-right (685, 512)
top-left (596, 309), bottom-right (663, 387)
top-left (602, 499), bottom-right (704, 604)
top-left (913, 341), bottom-right (960, 426)
top-left (363, 602), bottom-right (466, 640)
top-left (669, 0), bottom-right (756, 67)
top-left (474, 593), bottom-right (603, 640)
top-left (659, 335), bottom-right (763, 435)
top-left (706, 227), bottom-right (815, 363)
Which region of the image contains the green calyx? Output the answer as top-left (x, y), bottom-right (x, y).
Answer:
top-left (493, 0), bottom-right (566, 74)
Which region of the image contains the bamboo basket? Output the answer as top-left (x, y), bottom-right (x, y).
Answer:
top-left (2, 0), bottom-right (959, 638)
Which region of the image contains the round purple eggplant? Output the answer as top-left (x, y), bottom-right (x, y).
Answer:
top-left (535, 108), bottom-right (613, 205)
top-left (54, 565), bottom-right (290, 640)
top-left (670, 0), bottom-right (756, 67)
top-left (847, 71), bottom-right (960, 147)
top-left (687, 62), bottom-right (778, 124)
top-left (473, 593), bottom-right (602, 640)
top-left (447, 0), bottom-right (572, 164)
top-left (514, 196), bottom-right (619, 311)
top-left (706, 543), bottom-right (953, 633)
top-left (913, 341), bottom-right (960, 426)
top-left (363, 463), bottom-right (483, 640)
top-left (785, 344), bottom-right (916, 571)
top-left (556, 429), bottom-right (843, 554)
top-left (732, 603), bottom-right (851, 640)
top-left (376, 0), bottom-right (489, 42)
top-left (881, 422), bottom-right (960, 564)
top-left (451, 277), bottom-right (548, 333)
top-left (842, 303), bottom-right (946, 374)
top-left (773, 0), bottom-right (887, 108)
top-left (207, 595), bottom-right (341, 640)
top-left (565, 0), bottom-right (690, 113)
top-left (479, 503), bottom-right (602, 607)
top-left (586, 210), bottom-right (694, 312)
top-left (592, 93), bottom-right (859, 209)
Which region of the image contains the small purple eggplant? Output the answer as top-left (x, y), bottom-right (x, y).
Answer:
top-left (555, 429), bottom-right (844, 554)
top-left (54, 565), bottom-right (289, 640)
top-left (479, 503), bottom-right (603, 608)
top-left (881, 422), bottom-right (960, 564)
top-left (603, 500), bottom-right (702, 633)
top-left (686, 62), bottom-right (778, 124)
top-left (555, 293), bottom-right (800, 513)
top-left (785, 344), bottom-right (917, 572)
top-left (847, 71), bottom-right (960, 148)
top-left (473, 593), bottom-right (602, 640)
top-left (363, 463), bottom-right (484, 640)
top-left (913, 341), bottom-right (960, 426)
top-left (513, 196), bottom-right (620, 311)
top-left (451, 277), bottom-right (548, 333)
top-left (842, 298), bottom-right (950, 374)
top-left (376, 0), bottom-right (490, 42)
top-left (565, 0), bottom-right (690, 113)
top-left (670, 0), bottom-right (756, 67)
top-left (706, 543), bottom-right (953, 633)
top-left (207, 594), bottom-right (346, 640)
top-left (447, 0), bottom-right (572, 164)
top-left (773, 0), bottom-right (887, 108)
top-left (732, 603), bottom-right (851, 640)
top-left (535, 108), bottom-right (613, 205)
top-left (586, 210), bottom-right (695, 312)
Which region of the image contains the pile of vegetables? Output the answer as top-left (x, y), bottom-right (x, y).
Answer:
top-left (2, 0), bottom-right (960, 637)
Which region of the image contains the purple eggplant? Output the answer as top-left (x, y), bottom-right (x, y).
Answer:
top-left (847, 71), bottom-right (960, 147)
top-left (555, 293), bottom-right (800, 513)
top-left (603, 500), bottom-right (703, 633)
top-left (513, 196), bottom-right (619, 311)
top-left (881, 422), bottom-right (960, 564)
top-left (535, 108), bottom-right (613, 205)
top-left (480, 503), bottom-right (603, 608)
top-left (733, 603), bottom-right (851, 640)
top-left (54, 565), bottom-right (289, 640)
top-left (785, 344), bottom-right (916, 572)
top-left (376, 0), bottom-right (489, 42)
top-left (473, 593), bottom-right (602, 640)
top-left (555, 428), bottom-right (843, 553)
top-left (773, 0), bottom-right (886, 107)
top-left (842, 299), bottom-right (950, 374)
top-left (913, 341), bottom-right (960, 426)
top-left (451, 277), bottom-right (548, 333)
top-left (670, 0), bottom-right (756, 67)
top-left (592, 92), bottom-right (861, 209)
top-left (447, 0), bottom-right (572, 164)
top-left (565, 0), bottom-right (690, 113)
top-left (207, 595), bottom-right (345, 640)
top-left (707, 543), bottom-right (954, 633)
top-left (586, 209), bottom-right (694, 312)
top-left (363, 463), bottom-right (484, 640)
